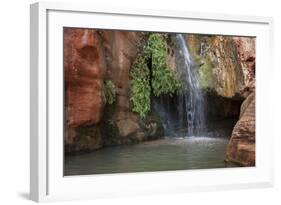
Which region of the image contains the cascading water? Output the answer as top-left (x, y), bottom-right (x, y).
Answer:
top-left (152, 96), bottom-right (173, 137)
top-left (175, 34), bottom-right (206, 136)
top-left (152, 34), bottom-right (206, 137)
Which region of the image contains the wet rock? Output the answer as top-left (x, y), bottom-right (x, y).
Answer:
top-left (65, 125), bottom-right (103, 152)
top-left (205, 91), bottom-right (243, 119)
top-left (186, 34), bottom-right (256, 166)
top-left (117, 118), bottom-right (140, 137)
top-left (225, 93), bottom-right (255, 166)
top-left (135, 132), bottom-right (146, 141)
top-left (144, 115), bottom-right (164, 140)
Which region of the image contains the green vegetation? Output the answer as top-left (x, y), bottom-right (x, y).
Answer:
top-left (194, 55), bottom-right (215, 90)
top-left (149, 34), bottom-right (183, 96)
top-left (185, 35), bottom-right (215, 91)
top-left (103, 80), bottom-right (116, 105)
top-left (130, 54), bottom-right (151, 118)
top-left (130, 33), bottom-right (184, 118)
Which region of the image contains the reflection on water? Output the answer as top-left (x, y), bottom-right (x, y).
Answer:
top-left (64, 135), bottom-right (234, 176)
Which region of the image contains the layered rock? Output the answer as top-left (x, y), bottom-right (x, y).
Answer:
top-left (186, 35), bottom-right (255, 99)
top-left (64, 30), bottom-right (163, 152)
top-left (64, 29), bottom-right (255, 156)
top-left (100, 31), bottom-right (143, 121)
top-left (185, 34), bottom-right (256, 166)
top-left (64, 28), bottom-right (106, 151)
top-left (225, 93), bottom-right (255, 166)
top-left (232, 37), bottom-right (256, 97)
top-left (99, 31), bottom-right (163, 145)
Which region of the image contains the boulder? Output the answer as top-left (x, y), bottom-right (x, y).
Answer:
top-left (116, 118), bottom-right (140, 137)
top-left (226, 93), bottom-right (255, 166)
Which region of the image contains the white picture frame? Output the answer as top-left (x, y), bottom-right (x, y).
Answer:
top-left (30, 2), bottom-right (274, 202)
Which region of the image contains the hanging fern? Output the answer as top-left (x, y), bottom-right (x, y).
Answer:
top-left (130, 53), bottom-right (151, 118)
top-left (149, 34), bottom-right (184, 96)
top-left (130, 33), bottom-right (184, 118)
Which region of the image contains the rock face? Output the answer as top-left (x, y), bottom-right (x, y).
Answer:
top-left (186, 34), bottom-right (256, 166)
top-left (64, 30), bottom-right (163, 152)
top-left (186, 35), bottom-right (255, 99)
top-left (223, 37), bottom-right (256, 166)
top-left (64, 28), bottom-right (106, 128)
top-left (64, 28), bottom-right (106, 151)
top-left (225, 93), bottom-right (255, 166)
top-left (210, 37), bottom-right (245, 98)
top-left (233, 37), bottom-right (256, 97)
top-left (101, 31), bottom-right (142, 121)
top-left (99, 31), bottom-right (163, 145)
top-left (64, 29), bottom-right (255, 157)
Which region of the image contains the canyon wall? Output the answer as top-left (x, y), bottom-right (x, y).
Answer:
top-left (64, 29), bottom-right (163, 152)
top-left (64, 28), bottom-right (106, 150)
top-left (186, 35), bottom-right (255, 98)
top-left (226, 38), bottom-right (256, 166)
top-left (225, 93), bottom-right (255, 166)
top-left (99, 31), bottom-right (163, 146)
top-left (186, 35), bottom-right (256, 166)
top-left (64, 29), bottom-right (256, 166)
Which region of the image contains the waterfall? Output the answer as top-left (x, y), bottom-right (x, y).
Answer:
top-left (152, 96), bottom-right (174, 137)
top-left (176, 34), bottom-right (206, 136)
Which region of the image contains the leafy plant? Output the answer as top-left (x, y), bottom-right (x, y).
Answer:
top-left (103, 80), bottom-right (116, 105)
top-left (148, 34), bottom-right (184, 96)
top-left (130, 33), bottom-right (184, 118)
top-left (130, 54), bottom-right (151, 118)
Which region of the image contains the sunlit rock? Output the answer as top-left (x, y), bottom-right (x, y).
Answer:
top-left (226, 93), bottom-right (255, 166)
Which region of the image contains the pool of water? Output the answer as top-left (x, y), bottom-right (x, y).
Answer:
top-left (64, 136), bottom-right (233, 176)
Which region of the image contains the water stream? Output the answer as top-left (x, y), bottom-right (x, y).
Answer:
top-left (176, 34), bottom-right (206, 135)
top-left (152, 34), bottom-right (206, 137)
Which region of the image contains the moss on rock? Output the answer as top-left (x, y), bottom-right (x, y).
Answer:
top-left (197, 56), bottom-right (215, 90)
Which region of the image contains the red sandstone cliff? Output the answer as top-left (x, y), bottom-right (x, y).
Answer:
top-left (64, 29), bottom-right (256, 163)
top-left (64, 28), bottom-right (106, 146)
top-left (225, 38), bottom-right (256, 166)
top-left (64, 29), bottom-right (162, 151)
top-left (226, 93), bottom-right (255, 166)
